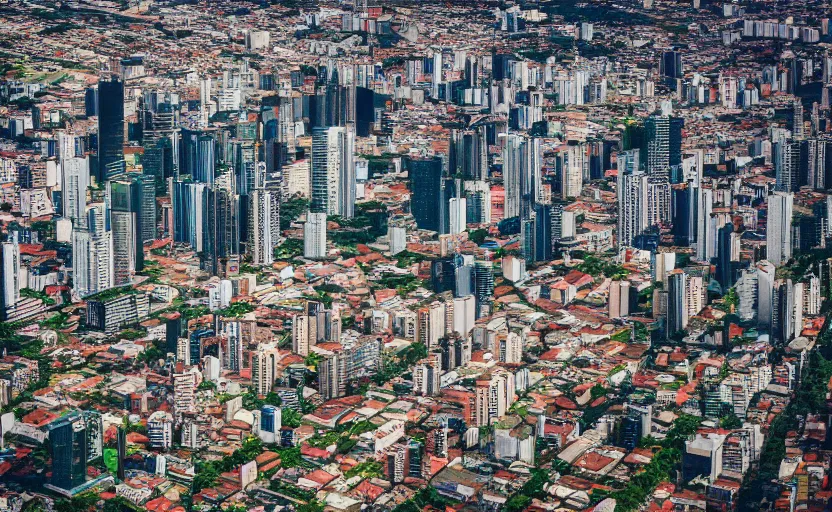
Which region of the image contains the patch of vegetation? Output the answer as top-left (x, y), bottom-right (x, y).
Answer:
top-left (373, 343), bottom-right (428, 385)
top-left (394, 250), bottom-right (428, 268)
top-left (193, 436), bottom-right (263, 492)
top-left (574, 254), bottom-right (629, 280)
top-left (275, 238), bottom-right (303, 260)
top-left (19, 288), bottom-right (56, 306)
top-left (216, 302), bottom-right (255, 318)
top-left (468, 228), bottom-right (488, 245)
top-left (280, 197), bottom-right (310, 230)
top-left (344, 460), bottom-right (383, 479)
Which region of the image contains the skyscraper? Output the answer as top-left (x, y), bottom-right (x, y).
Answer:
top-left (671, 184), bottom-right (696, 246)
top-left (646, 176), bottom-right (671, 227)
top-left (644, 115), bottom-right (682, 177)
top-left (252, 344), bottom-right (280, 396)
top-left (407, 156), bottom-right (448, 233)
top-left (804, 138), bottom-right (827, 190)
top-left (498, 332), bottom-right (523, 364)
top-left (473, 260), bottom-right (494, 315)
top-left (533, 204), bottom-right (553, 262)
top-left (774, 140), bottom-right (800, 192)
top-left (258, 404), bottom-right (281, 444)
top-left (304, 212), bottom-right (327, 258)
top-left (559, 142), bottom-right (585, 201)
top-left (311, 125), bottom-right (355, 218)
top-left (716, 223), bottom-right (736, 290)
top-left (292, 311), bottom-right (318, 357)
top-left (617, 150), bottom-right (648, 248)
top-left (195, 133), bottom-right (216, 185)
top-left (413, 362), bottom-right (441, 396)
top-left (141, 90), bottom-right (179, 189)
top-left (108, 180), bottom-right (143, 285)
top-left (667, 270), bottom-right (689, 337)
top-left (72, 229), bottom-right (113, 298)
top-left (450, 128), bottom-right (487, 180)
top-left (0, 236), bottom-right (21, 321)
top-left (48, 412), bottom-right (88, 492)
top-left (767, 191), bottom-right (794, 266)
top-left (97, 77), bottom-right (125, 180)
top-left (134, 175), bottom-right (157, 243)
top-left (449, 197), bottom-right (467, 235)
top-left (202, 183), bottom-right (239, 276)
top-left (756, 261), bottom-right (776, 330)
top-left (503, 134), bottom-right (542, 217)
top-left (62, 156), bottom-right (89, 226)
top-left (170, 179), bottom-right (206, 251)
top-left (248, 166), bottom-right (280, 266)
top-left (792, 99), bottom-right (804, 139)
top-left (772, 279), bottom-right (802, 344)
top-left (318, 351), bottom-right (346, 400)
top-left (696, 187), bottom-right (714, 262)
top-left (660, 50), bottom-right (683, 80)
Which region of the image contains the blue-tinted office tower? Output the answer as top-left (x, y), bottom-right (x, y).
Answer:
top-left (133, 175), bottom-right (157, 244)
top-left (97, 77), bottom-right (125, 180)
top-left (165, 314), bottom-right (182, 356)
top-left (261, 405), bottom-right (277, 433)
top-left (49, 412), bottom-right (88, 492)
top-left (407, 441), bottom-right (423, 478)
top-left (618, 415), bottom-right (642, 451)
top-left (141, 91), bottom-right (179, 190)
top-left (407, 157), bottom-right (449, 233)
top-left (180, 130), bottom-right (215, 184)
top-left (534, 204), bottom-right (553, 262)
top-left (190, 329), bottom-right (214, 364)
top-left (170, 180), bottom-right (204, 248)
top-left (716, 223), bottom-right (735, 290)
top-left (431, 258), bottom-right (456, 293)
top-left (671, 184), bottom-right (695, 246)
top-left (85, 87), bottom-right (98, 117)
top-left (355, 87), bottom-right (375, 137)
top-left (259, 405), bottom-right (280, 444)
top-left (660, 51), bottom-right (682, 79)
top-left (201, 186), bottom-right (238, 276)
top-left (195, 135), bottom-right (216, 184)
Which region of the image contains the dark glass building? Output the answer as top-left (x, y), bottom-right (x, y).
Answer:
top-left (202, 186), bottom-right (238, 276)
top-left (407, 157), bottom-right (448, 233)
top-left (533, 204), bottom-right (553, 262)
top-left (431, 258), bottom-right (456, 293)
top-left (97, 77), bottom-right (126, 180)
top-left (165, 314), bottom-right (182, 356)
top-left (110, 180), bottom-right (144, 284)
top-left (49, 412), bottom-right (88, 491)
top-left (716, 223), bottom-right (735, 290)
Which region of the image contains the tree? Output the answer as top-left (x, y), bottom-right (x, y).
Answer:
top-left (103, 497), bottom-right (137, 512)
top-left (197, 380), bottom-right (216, 391)
top-left (277, 447), bottom-right (302, 468)
top-left (304, 352), bottom-right (322, 369)
top-left (138, 344), bottom-right (164, 365)
top-left (192, 463), bottom-right (219, 492)
top-left (282, 407), bottom-right (303, 428)
top-left (240, 435), bottom-right (263, 459)
top-left (468, 228), bottom-right (488, 245)
top-left (344, 460), bottom-right (383, 479)
top-left (55, 492), bottom-right (99, 512)
top-left (720, 414), bottom-right (742, 430)
top-left (590, 384), bottom-right (607, 400)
